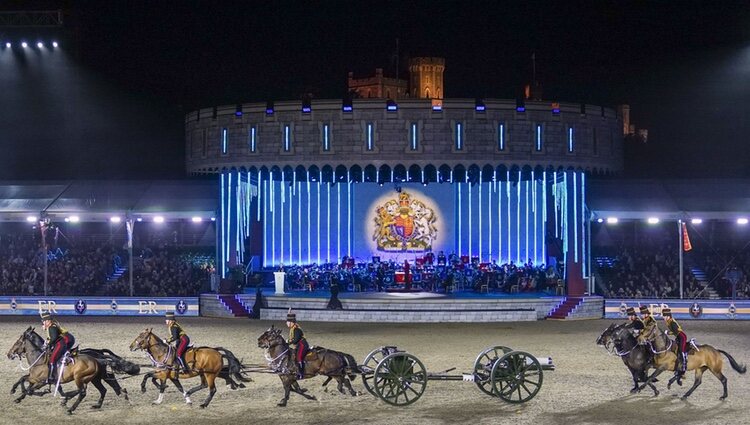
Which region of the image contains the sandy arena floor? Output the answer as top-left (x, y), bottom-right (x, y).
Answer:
top-left (0, 316), bottom-right (748, 425)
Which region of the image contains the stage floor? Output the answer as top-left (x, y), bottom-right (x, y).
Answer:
top-left (245, 288), bottom-right (560, 301)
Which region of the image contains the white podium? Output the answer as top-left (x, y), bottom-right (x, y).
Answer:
top-left (274, 272), bottom-right (286, 295)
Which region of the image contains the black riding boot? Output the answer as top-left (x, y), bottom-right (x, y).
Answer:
top-left (178, 356), bottom-right (190, 373)
top-left (47, 364), bottom-right (56, 385)
top-left (297, 362), bottom-right (305, 379)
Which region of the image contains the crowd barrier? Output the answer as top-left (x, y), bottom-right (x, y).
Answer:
top-left (605, 299), bottom-right (750, 320)
top-left (0, 296), bottom-right (199, 317)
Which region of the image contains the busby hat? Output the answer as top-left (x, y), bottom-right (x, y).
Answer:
top-left (661, 307), bottom-right (672, 317)
top-left (40, 312), bottom-right (52, 321)
top-left (165, 311), bottom-right (175, 320)
top-left (626, 307), bottom-right (636, 316)
top-left (639, 305), bottom-right (651, 314)
top-left (286, 307), bottom-right (296, 322)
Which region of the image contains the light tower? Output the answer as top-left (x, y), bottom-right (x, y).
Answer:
top-left (409, 57), bottom-right (445, 99)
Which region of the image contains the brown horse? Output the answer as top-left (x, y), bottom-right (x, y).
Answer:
top-left (129, 328), bottom-right (228, 408)
top-left (257, 325), bottom-right (361, 407)
top-left (637, 324), bottom-right (746, 399)
top-left (8, 327), bottom-right (135, 401)
top-left (8, 329), bottom-right (105, 414)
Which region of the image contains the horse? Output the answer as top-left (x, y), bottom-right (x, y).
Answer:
top-left (637, 323), bottom-right (747, 399)
top-left (9, 327), bottom-right (136, 399)
top-left (138, 347), bottom-right (251, 395)
top-left (129, 328), bottom-right (247, 408)
top-left (7, 328), bottom-right (127, 414)
top-left (596, 323), bottom-right (659, 395)
top-left (257, 325), bottom-right (362, 407)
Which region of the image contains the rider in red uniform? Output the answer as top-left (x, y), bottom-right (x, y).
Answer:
top-left (662, 307), bottom-right (688, 379)
top-left (165, 311), bottom-right (191, 373)
top-left (286, 311), bottom-right (309, 379)
top-left (41, 312), bottom-right (75, 385)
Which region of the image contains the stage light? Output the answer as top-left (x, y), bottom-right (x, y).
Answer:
top-left (691, 218), bottom-right (702, 224)
top-left (26, 216), bottom-right (37, 222)
top-left (69, 216), bottom-right (80, 223)
top-left (235, 104), bottom-right (243, 117)
top-left (386, 99), bottom-right (398, 111)
top-left (153, 216), bottom-right (165, 223)
top-left (606, 217), bottom-right (618, 224)
top-left (110, 216), bottom-right (121, 223)
top-left (342, 97), bottom-right (353, 112)
top-left (516, 98), bottom-right (525, 112)
top-left (136, 217), bottom-right (143, 222)
top-left (4, 42), bottom-right (9, 48)
top-left (431, 99), bottom-right (443, 111)
top-left (551, 102), bottom-right (560, 115)
top-left (211, 217), bottom-right (216, 221)
top-left (475, 98), bottom-right (486, 111)
top-left (37, 42), bottom-right (43, 48)
top-left (266, 101), bottom-right (274, 115)
top-left (738, 218), bottom-right (748, 225)
top-left (52, 41), bottom-right (58, 48)
top-left (191, 217), bottom-right (202, 223)
top-left (596, 218), bottom-right (604, 223)
top-left (301, 98), bottom-right (311, 113)
top-left (64, 217), bottom-right (69, 222)
top-left (647, 217), bottom-right (659, 224)
top-left (21, 42), bottom-right (28, 48)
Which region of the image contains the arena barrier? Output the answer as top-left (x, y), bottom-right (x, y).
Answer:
top-left (605, 299), bottom-right (750, 320)
top-left (0, 296), bottom-right (199, 316)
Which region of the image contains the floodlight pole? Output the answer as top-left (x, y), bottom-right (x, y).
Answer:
top-left (678, 220), bottom-right (683, 299)
top-left (126, 218), bottom-right (134, 297)
top-left (41, 222), bottom-right (48, 296)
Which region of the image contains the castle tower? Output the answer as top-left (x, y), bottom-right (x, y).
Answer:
top-left (409, 57), bottom-right (445, 99)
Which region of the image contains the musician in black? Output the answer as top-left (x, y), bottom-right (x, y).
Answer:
top-left (41, 312), bottom-right (75, 385)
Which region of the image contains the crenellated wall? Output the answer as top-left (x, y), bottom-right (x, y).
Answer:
top-left (185, 98), bottom-right (623, 176)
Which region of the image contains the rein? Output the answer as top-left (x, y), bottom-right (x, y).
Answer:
top-left (17, 349), bottom-right (46, 371)
top-left (647, 337), bottom-right (673, 355)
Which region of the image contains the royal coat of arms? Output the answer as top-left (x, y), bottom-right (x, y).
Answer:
top-left (373, 192), bottom-right (437, 252)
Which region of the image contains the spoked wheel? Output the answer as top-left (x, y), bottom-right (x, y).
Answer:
top-left (373, 352), bottom-right (427, 406)
top-left (361, 347), bottom-right (392, 397)
top-left (472, 345), bottom-right (513, 396)
top-left (490, 351), bottom-right (543, 403)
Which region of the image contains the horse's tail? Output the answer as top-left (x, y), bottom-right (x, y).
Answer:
top-left (718, 349), bottom-right (747, 374)
top-left (342, 353), bottom-right (361, 382)
top-left (80, 348), bottom-right (140, 375)
top-left (216, 347), bottom-right (253, 383)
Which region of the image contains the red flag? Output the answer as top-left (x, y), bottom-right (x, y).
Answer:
top-left (682, 223), bottom-right (692, 252)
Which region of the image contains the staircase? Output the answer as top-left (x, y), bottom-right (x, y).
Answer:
top-left (107, 266), bottom-right (127, 282)
top-left (547, 297), bottom-right (584, 320)
top-left (217, 295), bottom-right (250, 317)
top-left (689, 267), bottom-right (720, 299)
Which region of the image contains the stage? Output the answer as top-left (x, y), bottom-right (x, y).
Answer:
top-left (200, 290), bottom-right (604, 322)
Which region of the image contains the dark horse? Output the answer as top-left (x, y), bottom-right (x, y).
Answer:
top-left (637, 323), bottom-right (747, 400)
top-left (257, 325), bottom-right (362, 407)
top-left (7, 327), bottom-right (138, 414)
top-left (596, 323), bottom-right (659, 395)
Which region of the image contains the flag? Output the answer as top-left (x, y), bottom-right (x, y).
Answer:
top-left (682, 223), bottom-right (692, 252)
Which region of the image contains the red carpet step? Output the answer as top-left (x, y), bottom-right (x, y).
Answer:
top-left (217, 295), bottom-right (249, 317)
top-left (547, 297), bottom-right (584, 320)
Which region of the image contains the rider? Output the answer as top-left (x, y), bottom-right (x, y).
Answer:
top-left (624, 307), bottom-right (644, 332)
top-left (639, 305), bottom-right (656, 334)
top-left (662, 307), bottom-right (688, 379)
top-left (164, 311), bottom-right (191, 373)
top-left (41, 312), bottom-right (75, 385)
top-left (286, 310), bottom-right (309, 379)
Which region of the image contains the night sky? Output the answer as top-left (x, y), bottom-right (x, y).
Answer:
top-left (1, 1), bottom-right (749, 180)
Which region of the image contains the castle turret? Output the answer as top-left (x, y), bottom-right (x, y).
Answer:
top-left (409, 57), bottom-right (445, 99)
